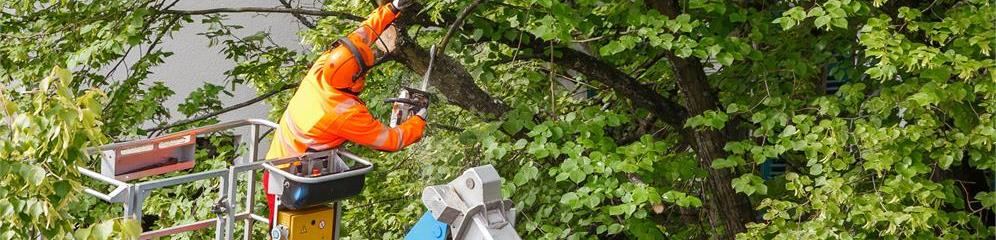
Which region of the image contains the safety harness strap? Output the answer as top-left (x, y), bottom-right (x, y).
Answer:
top-left (338, 37), bottom-right (368, 82)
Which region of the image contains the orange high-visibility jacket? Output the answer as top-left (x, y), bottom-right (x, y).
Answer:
top-left (265, 3), bottom-right (425, 161)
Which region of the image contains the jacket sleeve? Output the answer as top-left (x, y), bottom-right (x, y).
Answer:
top-left (334, 104), bottom-right (426, 152)
top-left (351, 3), bottom-right (401, 46)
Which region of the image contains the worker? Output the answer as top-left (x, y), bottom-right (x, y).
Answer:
top-left (262, 0), bottom-right (423, 230)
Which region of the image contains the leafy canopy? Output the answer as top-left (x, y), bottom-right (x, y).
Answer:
top-left (1, 0), bottom-right (994, 239)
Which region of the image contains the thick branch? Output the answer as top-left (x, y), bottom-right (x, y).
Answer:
top-left (394, 35), bottom-right (510, 117)
top-left (477, 17), bottom-right (687, 126)
top-left (161, 7), bottom-right (364, 22)
top-left (557, 48), bottom-right (687, 126)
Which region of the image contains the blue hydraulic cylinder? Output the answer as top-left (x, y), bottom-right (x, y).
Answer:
top-left (405, 211), bottom-right (449, 240)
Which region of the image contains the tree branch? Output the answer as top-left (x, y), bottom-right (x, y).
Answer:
top-left (394, 34), bottom-right (511, 117)
top-left (444, 15), bottom-right (687, 126)
top-left (278, 0), bottom-right (317, 28)
top-left (437, 0), bottom-right (485, 52)
top-left (631, 52), bottom-right (668, 79)
top-left (144, 83), bottom-right (299, 133)
top-left (161, 7), bottom-right (364, 22)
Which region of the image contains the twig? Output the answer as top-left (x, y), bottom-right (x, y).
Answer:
top-left (429, 123), bottom-right (464, 132)
top-left (102, 45), bottom-right (136, 81)
top-left (571, 29), bottom-right (637, 43)
top-left (631, 52), bottom-right (668, 79)
top-left (161, 0), bottom-right (181, 11)
top-left (548, 40), bottom-right (557, 120)
top-left (956, 180), bottom-right (981, 213)
top-left (161, 7), bottom-right (363, 22)
top-left (102, 15), bottom-right (181, 113)
top-left (0, 84), bottom-right (14, 129)
top-left (353, 194), bottom-right (414, 208)
top-left (278, 0), bottom-right (316, 28)
top-left (144, 83), bottom-right (299, 133)
top-left (436, 0), bottom-right (485, 52)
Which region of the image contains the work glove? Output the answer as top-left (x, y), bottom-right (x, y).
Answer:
top-left (391, 0), bottom-right (414, 10)
top-left (415, 106), bottom-right (428, 120)
top-left (412, 93), bottom-right (429, 120)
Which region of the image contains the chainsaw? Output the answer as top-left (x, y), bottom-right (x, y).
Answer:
top-left (386, 45), bottom-right (435, 127)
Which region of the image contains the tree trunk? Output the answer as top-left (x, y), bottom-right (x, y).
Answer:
top-left (667, 52), bottom-right (753, 239)
top-left (643, 0), bottom-right (755, 238)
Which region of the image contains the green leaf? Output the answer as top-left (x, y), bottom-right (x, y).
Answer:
top-left (531, 21), bottom-right (558, 41)
top-left (53, 180), bottom-right (72, 199)
top-left (118, 220), bottom-right (142, 237)
top-left (513, 139), bottom-right (528, 150)
top-left (93, 220), bottom-right (114, 240)
top-left (607, 223), bottom-right (624, 234)
top-left (560, 192), bottom-right (579, 205)
top-left (780, 125), bottom-right (798, 137)
top-left (608, 205), bottom-right (628, 216)
top-left (680, 196), bottom-right (703, 208)
top-left (513, 164), bottom-right (539, 186)
top-left (807, 7), bottom-right (826, 17)
top-left (632, 187), bottom-right (649, 203)
top-left (909, 92), bottom-right (939, 106)
top-left (725, 103), bottom-right (742, 114)
top-left (774, 17), bottom-right (796, 30)
top-left (569, 170), bottom-right (586, 183)
top-left (717, 52), bottom-right (734, 66)
top-left (27, 200), bottom-right (43, 217)
top-left (831, 17), bottom-right (848, 29)
top-left (21, 165), bottom-right (46, 186)
top-left (73, 227), bottom-right (91, 240)
top-left (502, 119), bottom-right (524, 135)
top-left (731, 176), bottom-right (754, 195)
top-left (810, 163), bottom-right (824, 175)
top-left (814, 15), bottom-right (831, 29)
top-left (600, 41), bottom-right (627, 56)
top-left (976, 192), bottom-right (995, 208)
top-left (920, 67), bottom-right (951, 81)
top-left (711, 155), bottom-right (744, 169)
top-left (731, 174), bottom-right (767, 196)
top-left (684, 110), bottom-right (729, 130)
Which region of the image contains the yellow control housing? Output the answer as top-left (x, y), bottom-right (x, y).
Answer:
top-left (277, 206), bottom-right (336, 240)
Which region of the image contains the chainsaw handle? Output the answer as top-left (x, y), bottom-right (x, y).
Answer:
top-left (384, 97), bottom-right (421, 106)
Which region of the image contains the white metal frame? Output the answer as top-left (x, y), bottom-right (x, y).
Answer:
top-left (78, 119), bottom-right (363, 240)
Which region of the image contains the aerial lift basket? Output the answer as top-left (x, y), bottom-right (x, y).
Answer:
top-left (262, 149), bottom-right (372, 210)
top-left (77, 119), bottom-right (374, 240)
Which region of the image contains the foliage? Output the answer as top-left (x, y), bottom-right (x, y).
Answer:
top-left (472, 107), bottom-right (706, 239)
top-left (729, 0), bottom-right (996, 238)
top-left (0, 67), bottom-right (139, 239)
top-left (2, 0), bottom-right (994, 239)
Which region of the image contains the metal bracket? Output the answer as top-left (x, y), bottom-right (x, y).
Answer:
top-left (417, 165), bottom-right (522, 240)
top-left (212, 195), bottom-right (229, 215)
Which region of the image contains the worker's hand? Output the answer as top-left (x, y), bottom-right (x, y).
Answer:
top-left (412, 93), bottom-right (429, 120)
top-left (391, 0), bottom-right (414, 10)
top-left (415, 106), bottom-right (428, 120)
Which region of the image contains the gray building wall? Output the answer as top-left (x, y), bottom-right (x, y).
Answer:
top-left (151, 0), bottom-right (316, 124)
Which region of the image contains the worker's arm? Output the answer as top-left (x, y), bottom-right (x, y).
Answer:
top-left (350, 3), bottom-right (402, 45)
top-left (335, 104), bottom-right (426, 152)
